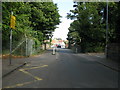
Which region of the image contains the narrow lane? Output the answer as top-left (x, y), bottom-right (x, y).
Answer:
top-left (3, 49), bottom-right (118, 88)
top-left (57, 49), bottom-right (118, 88)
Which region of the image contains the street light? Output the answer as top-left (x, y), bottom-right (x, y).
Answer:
top-left (105, 0), bottom-right (108, 58)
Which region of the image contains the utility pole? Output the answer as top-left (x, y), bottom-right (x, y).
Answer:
top-left (9, 11), bottom-right (13, 65)
top-left (105, 0), bottom-right (108, 58)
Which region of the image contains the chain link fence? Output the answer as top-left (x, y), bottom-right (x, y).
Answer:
top-left (2, 37), bottom-right (44, 58)
top-left (2, 36), bottom-right (46, 77)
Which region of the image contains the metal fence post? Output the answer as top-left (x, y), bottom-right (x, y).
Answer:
top-left (9, 29), bottom-right (12, 65)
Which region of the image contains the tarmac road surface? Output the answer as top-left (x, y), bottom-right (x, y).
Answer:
top-left (2, 48), bottom-right (118, 88)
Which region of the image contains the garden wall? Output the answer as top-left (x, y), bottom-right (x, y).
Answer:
top-left (107, 43), bottom-right (120, 61)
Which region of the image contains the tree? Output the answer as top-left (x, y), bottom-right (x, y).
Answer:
top-left (2, 2), bottom-right (32, 50)
top-left (29, 2), bottom-right (61, 40)
top-left (67, 2), bottom-right (119, 52)
top-left (2, 2), bottom-right (61, 53)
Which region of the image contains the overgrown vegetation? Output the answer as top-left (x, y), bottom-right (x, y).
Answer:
top-left (2, 2), bottom-right (61, 55)
top-left (67, 2), bottom-right (120, 53)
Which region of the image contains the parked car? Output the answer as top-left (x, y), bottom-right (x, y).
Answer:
top-left (57, 45), bottom-right (61, 48)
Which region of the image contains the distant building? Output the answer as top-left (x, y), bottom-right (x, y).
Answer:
top-left (51, 38), bottom-right (68, 48)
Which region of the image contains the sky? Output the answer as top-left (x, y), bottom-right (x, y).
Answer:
top-left (52, 0), bottom-right (74, 40)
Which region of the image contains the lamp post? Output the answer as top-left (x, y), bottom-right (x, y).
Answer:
top-left (105, 0), bottom-right (108, 58)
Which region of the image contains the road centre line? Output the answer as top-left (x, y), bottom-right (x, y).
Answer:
top-left (56, 52), bottom-right (58, 60)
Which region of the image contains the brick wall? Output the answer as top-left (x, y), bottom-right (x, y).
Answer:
top-left (107, 43), bottom-right (120, 61)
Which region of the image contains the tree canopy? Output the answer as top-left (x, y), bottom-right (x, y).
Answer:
top-left (67, 2), bottom-right (120, 52)
top-left (2, 2), bottom-right (61, 50)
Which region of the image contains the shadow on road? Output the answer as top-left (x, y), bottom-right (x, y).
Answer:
top-left (56, 48), bottom-right (74, 54)
top-left (47, 48), bottom-right (74, 54)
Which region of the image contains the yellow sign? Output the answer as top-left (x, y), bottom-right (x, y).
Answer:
top-left (10, 15), bottom-right (16, 29)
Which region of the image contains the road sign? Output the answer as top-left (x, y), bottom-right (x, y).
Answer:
top-left (10, 15), bottom-right (16, 29)
top-left (9, 13), bottom-right (16, 65)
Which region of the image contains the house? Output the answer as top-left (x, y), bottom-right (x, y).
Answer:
top-left (51, 38), bottom-right (67, 48)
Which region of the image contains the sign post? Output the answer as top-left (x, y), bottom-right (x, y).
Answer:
top-left (9, 28), bottom-right (12, 65)
top-left (9, 12), bottom-right (16, 65)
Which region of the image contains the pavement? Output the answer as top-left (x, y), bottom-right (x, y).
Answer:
top-left (2, 51), bottom-right (47, 77)
top-left (2, 57), bottom-right (27, 77)
top-left (2, 49), bottom-right (119, 78)
top-left (84, 53), bottom-right (119, 72)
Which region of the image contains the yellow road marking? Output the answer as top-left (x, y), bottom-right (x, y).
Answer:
top-left (25, 64), bottom-right (30, 66)
top-left (22, 65), bottom-right (48, 70)
top-left (4, 80), bottom-right (39, 88)
top-left (4, 65), bottom-right (48, 88)
top-left (19, 69), bottom-right (42, 80)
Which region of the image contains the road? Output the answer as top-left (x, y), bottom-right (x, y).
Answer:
top-left (3, 48), bottom-right (118, 88)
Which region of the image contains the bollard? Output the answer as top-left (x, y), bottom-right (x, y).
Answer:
top-left (52, 48), bottom-right (56, 55)
top-left (76, 48), bottom-right (77, 53)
